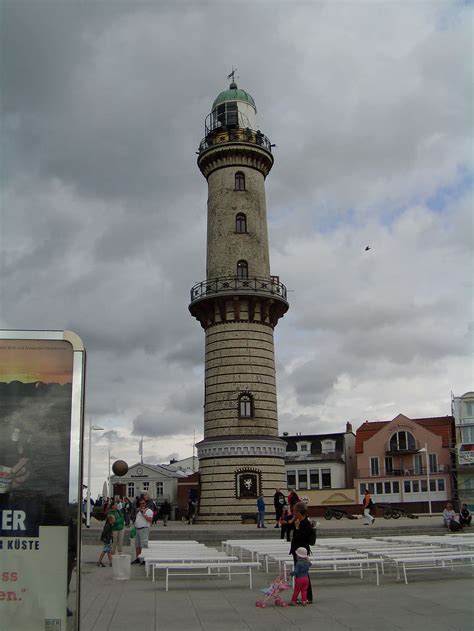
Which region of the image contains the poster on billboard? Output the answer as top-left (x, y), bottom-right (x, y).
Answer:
top-left (0, 331), bottom-right (85, 631)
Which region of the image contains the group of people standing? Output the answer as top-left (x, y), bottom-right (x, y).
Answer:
top-left (261, 489), bottom-right (315, 604)
top-left (96, 493), bottom-right (173, 567)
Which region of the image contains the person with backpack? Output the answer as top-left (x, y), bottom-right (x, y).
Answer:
top-left (273, 488), bottom-right (287, 528)
top-left (290, 502), bottom-right (316, 604)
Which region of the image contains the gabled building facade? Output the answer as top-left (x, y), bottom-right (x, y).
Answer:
top-left (354, 414), bottom-right (455, 512)
top-left (282, 423), bottom-right (356, 492)
top-left (452, 391), bottom-right (474, 509)
top-left (110, 462), bottom-right (181, 504)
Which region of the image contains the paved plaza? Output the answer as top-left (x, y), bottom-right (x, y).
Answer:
top-left (72, 517), bottom-right (473, 631)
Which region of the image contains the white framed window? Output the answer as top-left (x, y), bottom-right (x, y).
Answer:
top-left (384, 456), bottom-right (393, 474)
top-left (156, 482), bottom-right (163, 496)
top-left (142, 482), bottom-right (150, 492)
top-left (298, 469), bottom-right (308, 489)
top-left (413, 453), bottom-right (423, 475)
top-left (370, 457), bottom-right (379, 477)
top-left (429, 453), bottom-right (438, 473)
top-left (437, 479), bottom-right (445, 492)
top-left (287, 470), bottom-right (296, 489)
top-left (321, 469), bottom-right (331, 488)
top-left (127, 482), bottom-right (135, 498)
top-left (321, 439), bottom-right (336, 454)
top-left (309, 469), bottom-right (319, 489)
top-left (465, 401), bottom-right (473, 417)
top-left (297, 442), bottom-right (311, 452)
top-left (461, 426), bottom-right (474, 443)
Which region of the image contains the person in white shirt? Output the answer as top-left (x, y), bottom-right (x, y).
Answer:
top-left (131, 497), bottom-right (153, 565)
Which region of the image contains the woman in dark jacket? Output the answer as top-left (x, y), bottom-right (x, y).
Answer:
top-left (290, 502), bottom-right (314, 603)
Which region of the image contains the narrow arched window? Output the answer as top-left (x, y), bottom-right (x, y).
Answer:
top-left (235, 213), bottom-right (247, 233)
top-left (236, 260), bottom-right (248, 279)
top-left (238, 393), bottom-right (254, 418)
top-left (235, 172), bottom-right (245, 191)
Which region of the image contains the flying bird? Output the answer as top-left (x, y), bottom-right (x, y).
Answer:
top-left (365, 246), bottom-right (371, 251)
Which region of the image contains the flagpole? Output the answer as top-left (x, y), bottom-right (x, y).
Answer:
top-left (139, 437), bottom-right (143, 464)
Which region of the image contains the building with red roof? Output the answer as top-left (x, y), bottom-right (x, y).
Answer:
top-left (354, 413), bottom-right (455, 513)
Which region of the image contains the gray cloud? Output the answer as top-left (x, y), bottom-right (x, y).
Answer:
top-left (1, 2), bottom-right (472, 494)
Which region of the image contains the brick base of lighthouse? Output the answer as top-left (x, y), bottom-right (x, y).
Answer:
top-left (197, 445), bottom-right (287, 523)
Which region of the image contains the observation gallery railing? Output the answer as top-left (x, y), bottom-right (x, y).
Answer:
top-left (198, 127), bottom-right (273, 154)
top-left (190, 276), bottom-right (287, 304)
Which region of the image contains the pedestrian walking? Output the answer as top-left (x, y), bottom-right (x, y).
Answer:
top-left (362, 489), bottom-right (375, 525)
top-left (97, 514), bottom-right (115, 567)
top-left (257, 495), bottom-right (266, 528)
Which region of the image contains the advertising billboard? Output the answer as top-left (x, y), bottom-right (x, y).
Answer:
top-left (0, 331), bottom-right (85, 631)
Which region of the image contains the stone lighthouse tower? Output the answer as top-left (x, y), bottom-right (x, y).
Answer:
top-left (189, 78), bottom-right (289, 522)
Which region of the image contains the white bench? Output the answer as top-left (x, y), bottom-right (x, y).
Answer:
top-left (282, 557), bottom-right (381, 586)
top-left (384, 552), bottom-right (474, 584)
top-left (141, 553), bottom-right (237, 577)
top-left (151, 561), bottom-right (261, 591)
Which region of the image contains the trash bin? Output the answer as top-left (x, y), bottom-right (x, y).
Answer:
top-left (112, 554), bottom-right (131, 580)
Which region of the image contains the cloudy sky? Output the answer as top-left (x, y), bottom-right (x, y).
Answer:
top-left (1, 1), bottom-right (472, 496)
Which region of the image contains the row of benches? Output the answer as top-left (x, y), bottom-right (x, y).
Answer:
top-left (138, 534), bottom-right (474, 590)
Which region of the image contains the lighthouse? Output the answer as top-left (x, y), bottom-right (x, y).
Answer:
top-left (189, 77), bottom-right (289, 522)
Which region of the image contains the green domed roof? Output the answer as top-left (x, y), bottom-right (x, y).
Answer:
top-left (212, 82), bottom-right (256, 110)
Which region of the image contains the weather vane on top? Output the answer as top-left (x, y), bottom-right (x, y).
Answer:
top-left (227, 67), bottom-right (238, 83)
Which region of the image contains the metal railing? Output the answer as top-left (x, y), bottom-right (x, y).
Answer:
top-left (190, 275), bottom-right (287, 303)
top-left (357, 465), bottom-right (450, 478)
top-left (385, 439), bottom-right (421, 453)
top-left (198, 127), bottom-right (273, 154)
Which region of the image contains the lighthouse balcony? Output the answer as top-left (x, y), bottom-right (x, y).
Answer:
top-left (190, 275), bottom-right (288, 305)
top-left (198, 127), bottom-right (273, 154)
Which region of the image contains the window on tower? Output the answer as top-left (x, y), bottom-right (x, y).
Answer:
top-left (235, 172), bottom-right (245, 191)
top-left (237, 260), bottom-right (248, 279)
top-left (235, 213), bottom-right (247, 233)
top-left (238, 392), bottom-right (254, 418)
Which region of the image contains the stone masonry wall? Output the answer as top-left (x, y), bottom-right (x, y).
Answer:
top-left (206, 166), bottom-right (270, 279)
top-left (198, 455), bottom-right (287, 521)
top-left (205, 321), bottom-right (278, 439)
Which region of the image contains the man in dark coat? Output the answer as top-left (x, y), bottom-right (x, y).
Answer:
top-left (273, 488), bottom-right (286, 528)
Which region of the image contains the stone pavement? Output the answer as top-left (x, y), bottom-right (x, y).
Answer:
top-left (71, 518), bottom-right (474, 631)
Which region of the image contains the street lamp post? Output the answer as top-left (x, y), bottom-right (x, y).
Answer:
top-left (420, 444), bottom-right (432, 516)
top-left (108, 447), bottom-right (119, 499)
top-left (86, 419), bottom-right (104, 527)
